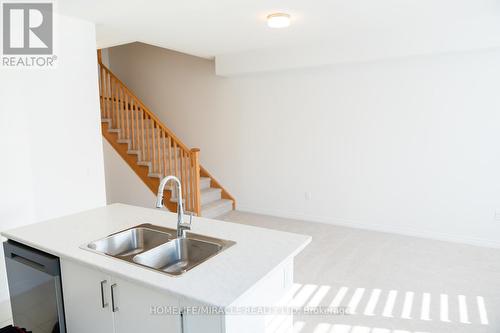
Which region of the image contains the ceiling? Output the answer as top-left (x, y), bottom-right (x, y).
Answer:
top-left (57, 0), bottom-right (500, 56)
top-left (57, 0), bottom-right (500, 74)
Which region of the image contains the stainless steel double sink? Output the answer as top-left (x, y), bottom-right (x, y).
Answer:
top-left (84, 224), bottom-right (235, 276)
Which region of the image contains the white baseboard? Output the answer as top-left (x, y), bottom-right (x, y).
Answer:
top-left (237, 205), bottom-right (500, 249)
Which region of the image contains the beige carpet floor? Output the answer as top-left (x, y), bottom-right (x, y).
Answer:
top-left (220, 211), bottom-right (500, 333)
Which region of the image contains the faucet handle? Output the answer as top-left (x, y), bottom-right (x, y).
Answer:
top-left (185, 211), bottom-right (194, 225)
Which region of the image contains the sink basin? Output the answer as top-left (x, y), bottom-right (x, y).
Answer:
top-left (87, 226), bottom-right (174, 258)
top-left (83, 223), bottom-right (235, 276)
top-left (133, 237), bottom-right (224, 275)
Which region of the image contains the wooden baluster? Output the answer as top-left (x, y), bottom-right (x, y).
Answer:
top-left (189, 151), bottom-right (194, 212)
top-left (130, 99), bottom-right (135, 149)
top-left (116, 87), bottom-right (122, 139)
top-left (98, 66), bottom-right (103, 118)
top-left (103, 70), bottom-right (106, 119)
top-left (179, 147), bottom-right (187, 209)
top-left (103, 69), bottom-right (107, 119)
top-left (186, 150), bottom-right (192, 212)
top-left (181, 149), bottom-right (190, 210)
top-left (106, 72), bottom-right (110, 118)
top-left (188, 152), bottom-right (194, 212)
top-left (113, 78), bottom-right (119, 132)
top-left (103, 71), bottom-right (108, 119)
top-left (162, 131), bottom-right (167, 178)
top-left (120, 88), bottom-right (125, 139)
top-left (150, 117), bottom-right (154, 165)
top-left (135, 102), bottom-right (140, 152)
top-left (136, 102), bottom-right (140, 152)
top-left (147, 115), bottom-right (152, 163)
top-left (109, 76), bottom-right (113, 126)
top-left (125, 93), bottom-right (130, 141)
top-left (150, 121), bottom-right (154, 170)
top-left (143, 113), bottom-right (147, 161)
top-left (155, 123), bottom-right (160, 173)
top-left (182, 150), bottom-right (189, 211)
top-left (97, 66), bottom-right (101, 113)
top-left (182, 150), bottom-right (187, 211)
top-left (157, 126), bottom-right (162, 176)
top-left (121, 88), bottom-right (125, 138)
top-left (167, 136), bottom-right (172, 176)
top-left (174, 141), bottom-right (179, 197)
top-left (130, 98), bottom-right (133, 142)
top-left (115, 80), bottom-right (119, 130)
top-left (144, 114), bottom-right (148, 161)
top-left (124, 91), bottom-right (127, 138)
top-left (122, 91), bottom-right (126, 139)
top-left (111, 78), bottom-right (116, 128)
top-left (101, 68), bottom-right (106, 118)
top-left (117, 84), bottom-right (121, 131)
top-left (122, 89), bottom-right (126, 138)
top-left (155, 123), bottom-right (159, 174)
top-left (132, 100), bottom-right (136, 150)
top-left (152, 121), bottom-right (157, 172)
top-left (190, 148), bottom-right (201, 216)
top-left (140, 109), bottom-right (145, 161)
top-left (108, 72), bottom-right (112, 120)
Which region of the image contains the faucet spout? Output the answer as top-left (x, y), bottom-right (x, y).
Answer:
top-left (156, 175), bottom-right (188, 238)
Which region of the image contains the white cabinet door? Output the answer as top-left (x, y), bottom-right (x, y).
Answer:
top-left (182, 300), bottom-right (223, 333)
top-left (111, 275), bottom-right (182, 333)
top-left (61, 259), bottom-right (114, 333)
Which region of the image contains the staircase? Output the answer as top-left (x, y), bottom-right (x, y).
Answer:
top-left (97, 55), bottom-right (235, 218)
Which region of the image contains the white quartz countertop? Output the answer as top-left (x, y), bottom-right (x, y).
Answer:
top-left (1, 204), bottom-right (311, 307)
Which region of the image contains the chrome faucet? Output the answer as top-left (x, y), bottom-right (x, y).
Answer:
top-left (156, 175), bottom-right (191, 238)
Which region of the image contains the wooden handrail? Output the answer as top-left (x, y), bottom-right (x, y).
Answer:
top-left (190, 149), bottom-right (201, 214)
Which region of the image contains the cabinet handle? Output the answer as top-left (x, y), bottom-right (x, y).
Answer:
top-left (100, 280), bottom-right (108, 308)
top-left (111, 283), bottom-right (118, 312)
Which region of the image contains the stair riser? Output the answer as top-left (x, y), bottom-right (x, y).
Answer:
top-left (200, 178), bottom-right (210, 190)
top-left (201, 190), bottom-right (222, 206)
top-left (201, 201), bottom-right (232, 219)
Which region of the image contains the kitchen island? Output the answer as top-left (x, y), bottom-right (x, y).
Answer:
top-left (1, 203), bottom-right (311, 333)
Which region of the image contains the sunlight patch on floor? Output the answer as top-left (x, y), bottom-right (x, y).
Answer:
top-left (287, 283), bottom-right (490, 326)
top-left (308, 323), bottom-right (430, 333)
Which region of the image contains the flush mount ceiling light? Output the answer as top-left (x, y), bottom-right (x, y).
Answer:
top-left (267, 13), bottom-right (291, 28)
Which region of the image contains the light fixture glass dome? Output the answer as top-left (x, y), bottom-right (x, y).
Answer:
top-left (267, 13), bottom-right (291, 28)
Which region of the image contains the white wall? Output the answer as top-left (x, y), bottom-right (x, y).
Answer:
top-left (106, 43), bottom-right (500, 248)
top-left (0, 15), bottom-right (106, 305)
top-left (103, 140), bottom-right (156, 208)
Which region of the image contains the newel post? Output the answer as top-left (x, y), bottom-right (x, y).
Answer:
top-left (190, 148), bottom-right (201, 216)
top-left (97, 50), bottom-right (103, 114)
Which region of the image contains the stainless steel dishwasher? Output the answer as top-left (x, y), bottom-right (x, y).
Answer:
top-left (3, 240), bottom-right (66, 333)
